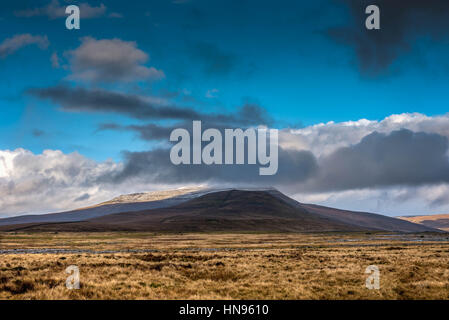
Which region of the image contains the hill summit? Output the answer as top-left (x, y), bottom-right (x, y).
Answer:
top-left (0, 188), bottom-right (440, 233)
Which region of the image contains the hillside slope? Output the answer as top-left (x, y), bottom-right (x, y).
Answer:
top-left (399, 214), bottom-right (449, 231)
top-left (0, 189), bottom-right (440, 233)
top-left (0, 187), bottom-right (209, 226)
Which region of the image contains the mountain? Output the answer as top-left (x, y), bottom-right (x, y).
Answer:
top-left (398, 214), bottom-right (449, 232)
top-left (0, 188), bottom-right (440, 233)
top-left (0, 187), bottom-right (209, 226)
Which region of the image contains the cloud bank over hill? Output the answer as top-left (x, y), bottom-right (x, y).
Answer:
top-left (2, 112), bottom-right (449, 217)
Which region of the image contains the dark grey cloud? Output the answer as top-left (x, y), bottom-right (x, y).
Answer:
top-left (190, 42), bottom-right (236, 76)
top-left (101, 129), bottom-right (449, 193)
top-left (29, 86), bottom-right (272, 126)
top-left (106, 147), bottom-right (318, 187)
top-left (308, 129), bottom-right (449, 191)
top-left (129, 123), bottom-right (175, 141)
top-left (29, 86), bottom-right (201, 120)
top-left (98, 122), bottom-right (175, 142)
top-left (98, 104), bottom-right (273, 142)
top-left (329, 0), bottom-right (449, 76)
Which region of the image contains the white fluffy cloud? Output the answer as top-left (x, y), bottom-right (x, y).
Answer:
top-left (0, 149), bottom-right (120, 216)
top-left (280, 112), bottom-right (449, 157)
top-left (66, 37), bottom-right (165, 83)
top-left (0, 149), bottom-right (200, 217)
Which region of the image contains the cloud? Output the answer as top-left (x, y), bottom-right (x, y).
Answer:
top-left (280, 113), bottom-right (449, 157)
top-left (0, 34), bottom-right (49, 58)
top-left (105, 147), bottom-right (317, 187)
top-left (65, 37), bottom-right (164, 83)
top-left (0, 149), bottom-right (122, 216)
top-left (94, 114), bottom-right (449, 195)
top-left (190, 42), bottom-right (236, 76)
top-left (50, 52), bottom-right (60, 68)
top-left (291, 184), bottom-right (449, 217)
top-left (304, 129), bottom-right (449, 192)
top-left (3, 146), bottom-right (449, 218)
top-left (98, 123), bottom-right (176, 142)
top-left (98, 108), bottom-right (273, 142)
top-left (103, 128), bottom-right (449, 194)
top-left (6, 111), bottom-right (449, 216)
top-left (28, 86), bottom-right (199, 120)
top-left (205, 88), bottom-right (219, 99)
top-left (0, 148), bottom-right (205, 217)
top-left (32, 129), bottom-right (45, 137)
top-left (329, 0), bottom-right (449, 76)
top-left (15, 0), bottom-right (107, 19)
top-left (28, 86), bottom-right (273, 126)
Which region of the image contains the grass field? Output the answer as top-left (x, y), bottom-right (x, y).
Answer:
top-left (1, 232), bottom-right (449, 299)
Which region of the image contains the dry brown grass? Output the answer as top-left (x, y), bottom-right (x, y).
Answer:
top-left (399, 215), bottom-right (449, 231)
top-left (0, 232), bottom-right (449, 299)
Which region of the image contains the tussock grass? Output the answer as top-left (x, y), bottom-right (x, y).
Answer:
top-left (0, 232), bottom-right (448, 299)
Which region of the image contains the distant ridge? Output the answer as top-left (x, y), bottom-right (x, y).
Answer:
top-left (399, 214), bottom-right (449, 232)
top-left (0, 188), bottom-right (441, 233)
top-left (0, 187), bottom-right (211, 226)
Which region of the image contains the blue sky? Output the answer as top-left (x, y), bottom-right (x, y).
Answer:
top-left (2, 0), bottom-right (449, 162)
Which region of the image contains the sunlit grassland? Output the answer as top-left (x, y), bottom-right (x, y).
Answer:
top-left (0, 232), bottom-right (448, 299)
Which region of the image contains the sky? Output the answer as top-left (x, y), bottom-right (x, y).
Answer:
top-left (1, 0), bottom-right (449, 217)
